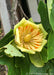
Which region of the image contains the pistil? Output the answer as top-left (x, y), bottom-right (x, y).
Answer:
top-left (24, 34), bottom-right (31, 43)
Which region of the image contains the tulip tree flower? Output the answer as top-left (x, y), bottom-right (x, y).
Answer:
top-left (14, 18), bottom-right (48, 54)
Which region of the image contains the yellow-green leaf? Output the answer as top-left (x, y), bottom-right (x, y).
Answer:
top-left (4, 44), bottom-right (24, 57)
top-left (29, 52), bottom-right (44, 67)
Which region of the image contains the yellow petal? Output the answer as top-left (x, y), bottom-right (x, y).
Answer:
top-left (17, 45), bottom-right (35, 54)
top-left (15, 28), bottom-right (20, 45)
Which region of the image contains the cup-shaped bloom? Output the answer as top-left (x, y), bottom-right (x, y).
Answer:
top-left (14, 18), bottom-right (48, 54)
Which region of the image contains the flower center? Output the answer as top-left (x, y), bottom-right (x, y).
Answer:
top-left (24, 34), bottom-right (31, 43)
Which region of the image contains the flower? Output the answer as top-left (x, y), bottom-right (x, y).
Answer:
top-left (14, 18), bottom-right (48, 54)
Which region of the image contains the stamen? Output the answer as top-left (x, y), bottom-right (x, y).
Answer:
top-left (29, 44), bottom-right (36, 50)
top-left (32, 39), bottom-right (43, 42)
top-left (24, 43), bottom-right (30, 49)
top-left (31, 29), bottom-right (40, 37)
top-left (32, 33), bottom-right (43, 40)
top-left (30, 43), bottom-right (40, 49)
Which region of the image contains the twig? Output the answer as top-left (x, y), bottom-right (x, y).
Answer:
top-left (17, 0), bottom-right (29, 19)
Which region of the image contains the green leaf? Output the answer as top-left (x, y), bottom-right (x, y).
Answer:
top-left (4, 44), bottom-right (24, 57)
top-left (38, 1), bottom-right (51, 33)
top-left (47, 0), bottom-right (54, 31)
top-left (0, 55), bottom-right (17, 75)
top-left (0, 29), bottom-right (14, 48)
top-left (47, 62), bottom-right (54, 74)
top-left (49, 67), bottom-right (54, 74)
top-left (15, 67), bottom-right (21, 75)
top-left (28, 18), bottom-right (34, 22)
top-left (40, 48), bottom-right (47, 63)
top-left (29, 52), bottom-right (44, 67)
top-left (47, 32), bottom-right (54, 60)
top-left (29, 61), bottom-right (54, 75)
top-left (29, 63), bottom-right (49, 75)
top-left (15, 54), bottom-right (30, 75)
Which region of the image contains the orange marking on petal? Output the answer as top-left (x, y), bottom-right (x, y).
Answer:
top-left (35, 46), bottom-right (39, 49)
top-left (37, 32), bottom-right (40, 35)
top-left (26, 25), bottom-right (28, 29)
top-left (31, 28), bottom-right (33, 32)
top-left (26, 48), bottom-right (29, 49)
top-left (36, 44), bottom-right (40, 46)
top-left (37, 42), bottom-right (40, 43)
top-left (18, 27), bottom-right (21, 30)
